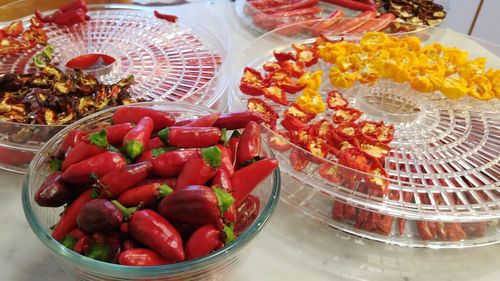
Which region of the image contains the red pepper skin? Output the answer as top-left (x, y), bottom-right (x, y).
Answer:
top-left (74, 235), bottom-right (92, 254)
top-left (258, 0), bottom-right (319, 14)
top-left (59, 0), bottom-right (89, 14)
top-left (112, 107), bottom-right (176, 131)
top-left (211, 169), bottom-right (237, 223)
top-left (327, 10), bottom-right (377, 35)
top-left (263, 86), bottom-right (288, 106)
top-left (228, 138), bottom-right (240, 165)
top-left (119, 248), bottom-right (173, 266)
top-left (129, 210), bottom-right (184, 262)
top-left (77, 199), bottom-right (123, 233)
top-left (152, 149), bottom-right (197, 177)
top-left (214, 112), bottom-right (264, 130)
top-left (175, 154), bottom-right (218, 191)
top-left (35, 9), bottom-right (61, 23)
top-left (153, 10), bottom-right (179, 23)
top-left (123, 117), bottom-right (154, 159)
top-left (185, 225), bottom-right (223, 260)
top-left (184, 112), bottom-right (221, 127)
top-left (231, 159), bottom-right (278, 206)
top-left (351, 13), bottom-right (396, 34)
top-left (85, 123), bottom-right (134, 147)
top-left (239, 67), bottom-right (267, 96)
top-left (53, 8), bottom-right (87, 26)
top-left (326, 90), bottom-right (349, 110)
top-left (117, 183), bottom-right (172, 207)
top-left (234, 195), bottom-right (260, 234)
top-left (273, 50), bottom-right (296, 62)
top-left (35, 171), bottom-right (73, 207)
top-left (61, 152), bottom-right (127, 184)
top-left (158, 185), bottom-right (220, 225)
top-left (281, 114), bottom-right (307, 132)
top-left (160, 127), bottom-right (222, 148)
top-left (267, 133), bottom-right (292, 153)
top-left (318, 163), bottom-right (342, 183)
top-left (247, 98), bottom-right (279, 128)
top-left (29, 16), bottom-right (45, 29)
top-left (140, 177), bottom-right (177, 190)
top-left (237, 121), bottom-right (262, 165)
top-left (122, 239), bottom-right (140, 251)
top-left (52, 190), bottom-right (92, 241)
top-left (311, 8), bottom-right (345, 35)
top-left (99, 161), bottom-right (153, 198)
top-left (136, 149), bottom-right (154, 163)
top-left (61, 142), bottom-right (105, 171)
top-left (173, 119), bottom-right (192, 126)
top-left (3, 20), bottom-right (23, 37)
top-left (57, 129), bottom-right (86, 158)
top-left (320, 0), bottom-right (376, 12)
top-left (331, 107), bottom-right (363, 124)
top-left (289, 148), bottom-right (309, 172)
top-left (147, 137), bottom-right (165, 149)
top-left (217, 144), bottom-right (234, 176)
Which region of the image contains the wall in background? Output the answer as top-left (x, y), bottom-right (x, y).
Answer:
top-left (471, 0), bottom-right (500, 45)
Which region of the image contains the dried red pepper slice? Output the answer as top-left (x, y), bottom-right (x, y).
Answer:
top-left (334, 122), bottom-right (358, 139)
top-left (305, 137), bottom-right (328, 160)
top-left (263, 61), bottom-right (281, 72)
top-left (291, 43), bottom-right (308, 52)
top-left (240, 67), bottom-right (267, 96)
top-left (247, 98), bottom-right (279, 128)
top-left (331, 107), bottom-right (363, 124)
top-left (280, 114), bottom-right (307, 132)
top-left (289, 148), bottom-right (309, 172)
top-left (284, 104), bottom-right (315, 123)
top-left (314, 34), bottom-right (337, 47)
top-left (3, 20), bottom-right (23, 37)
top-left (273, 50), bottom-right (296, 62)
top-left (288, 127), bottom-right (311, 147)
top-left (358, 142), bottom-right (390, 161)
top-left (263, 85), bottom-right (288, 105)
top-left (310, 119), bottom-right (333, 140)
top-left (278, 80), bottom-right (306, 94)
top-left (326, 90), bottom-right (349, 109)
top-left (265, 69), bottom-right (290, 84)
top-left (29, 17), bottom-right (45, 29)
top-left (280, 60), bottom-right (305, 78)
top-left (364, 158), bottom-right (389, 193)
top-left (267, 131), bottom-right (292, 153)
top-left (318, 163), bottom-right (342, 183)
top-left (338, 147), bottom-right (369, 188)
top-left (296, 48), bottom-right (319, 67)
top-left (0, 38), bottom-right (23, 55)
top-left (358, 120), bottom-right (394, 144)
top-left (22, 29), bottom-right (48, 45)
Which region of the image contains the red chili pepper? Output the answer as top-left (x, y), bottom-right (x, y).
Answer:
top-left (35, 171), bottom-right (73, 207)
top-left (318, 163), bottom-right (342, 183)
top-left (65, 54), bottom-right (116, 70)
top-left (263, 85), bottom-right (288, 106)
top-left (129, 210), bottom-right (184, 261)
top-left (29, 16), bottom-right (45, 29)
top-left (311, 8), bottom-right (345, 36)
top-left (122, 239), bottom-right (140, 251)
top-left (247, 98), bottom-right (279, 128)
top-left (158, 185), bottom-right (221, 224)
top-left (280, 60), bottom-right (305, 78)
top-left (289, 148), bottom-right (309, 172)
top-left (284, 104), bottom-right (316, 123)
top-left (212, 169), bottom-right (237, 223)
top-left (59, 0), bottom-right (89, 14)
top-left (0, 38), bottom-right (23, 55)
top-left (176, 146), bottom-right (221, 190)
top-left (281, 114), bottom-right (307, 132)
top-left (231, 159), bottom-right (278, 206)
top-left (263, 61), bottom-right (282, 72)
top-left (61, 142), bottom-right (105, 171)
top-left (334, 122), bottom-right (358, 140)
top-left (158, 126), bottom-right (221, 148)
top-left (119, 248), bottom-right (173, 266)
top-left (183, 112), bottom-right (220, 127)
top-left (53, 8), bottom-right (87, 26)
top-left (123, 116), bottom-right (154, 158)
top-left (35, 9), bottom-right (62, 24)
top-left (296, 48), bottom-right (319, 67)
top-left (320, 0), bottom-right (376, 12)
top-left (74, 235), bottom-right (92, 254)
top-left (117, 183), bottom-right (173, 207)
top-left (240, 67), bottom-right (267, 96)
top-left (151, 149), bottom-right (197, 177)
top-left (351, 13), bottom-right (396, 34)
top-left (326, 10), bottom-right (377, 35)
top-left (139, 177), bottom-right (177, 189)
top-left (57, 129), bottom-right (86, 158)
top-left (278, 79), bottom-right (306, 94)
top-left (61, 151), bottom-right (127, 184)
top-left (217, 144), bottom-right (234, 176)
top-left (51, 190), bottom-right (92, 241)
top-left (147, 137), bottom-right (165, 150)
top-left (364, 157), bottom-right (389, 192)
top-left (154, 10), bottom-right (178, 23)
top-left (288, 127), bottom-right (311, 147)
top-left (338, 148), bottom-right (369, 188)
top-left (258, 0), bottom-right (319, 14)
top-left (213, 111), bottom-right (264, 130)
top-left (234, 195), bottom-right (260, 234)
top-left (185, 224), bottom-right (223, 260)
top-left (22, 29), bottom-right (48, 45)
top-left (99, 161), bottom-right (153, 198)
top-left (357, 141), bottom-right (390, 161)
top-left (236, 121), bottom-right (262, 165)
top-left (228, 136), bottom-right (240, 162)
top-left (267, 132), bottom-right (291, 153)
top-left (76, 198), bottom-right (123, 233)
top-left (310, 119), bottom-right (333, 140)
top-left (326, 90), bottom-right (349, 110)
top-left (305, 138), bottom-right (328, 161)
top-left (112, 107), bottom-right (176, 131)
top-left (331, 107), bottom-right (363, 124)
top-left (2, 20), bottom-right (23, 37)
top-left (273, 50), bottom-right (296, 62)
top-left (358, 121), bottom-right (394, 144)
top-left (86, 123), bottom-right (134, 147)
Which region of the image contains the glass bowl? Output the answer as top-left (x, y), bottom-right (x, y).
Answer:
top-left (229, 18), bottom-right (500, 247)
top-left (22, 101), bottom-right (280, 280)
top-left (0, 4), bottom-right (231, 174)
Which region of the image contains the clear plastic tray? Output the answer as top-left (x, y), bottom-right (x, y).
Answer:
top-left (0, 4), bottom-right (230, 173)
top-left (229, 19), bottom-right (500, 247)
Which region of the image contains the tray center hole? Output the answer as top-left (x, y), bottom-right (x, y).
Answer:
top-left (65, 54), bottom-right (116, 71)
top-left (355, 92), bottom-right (423, 123)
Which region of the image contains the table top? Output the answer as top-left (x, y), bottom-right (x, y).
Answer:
top-left (1, 1), bottom-right (499, 280)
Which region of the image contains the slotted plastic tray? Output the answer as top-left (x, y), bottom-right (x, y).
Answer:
top-left (229, 19), bottom-right (500, 247)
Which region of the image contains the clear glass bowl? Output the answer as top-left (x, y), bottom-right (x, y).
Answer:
top-left (22, 102), bottom-right (280, 280)
top-left (0, 4), bottom-right (231, 174)
top-left (229, 18), bottom-right (500, 247)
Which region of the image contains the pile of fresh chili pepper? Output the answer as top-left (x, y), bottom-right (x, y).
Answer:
top-left (35, 107), bottom-right (278, 265)
top-left (0, 17), bottom-right (47, 56)
top-left (35, 0), bottom-right (90, 27)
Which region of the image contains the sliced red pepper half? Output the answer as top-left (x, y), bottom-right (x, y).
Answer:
top-left (277, 79), bottom-right (306, 94)
top-left (358, 142), bottom-right (390, 161)
top-left (289, 148), bottom-right (309, 172)
top-left (318, 163), bottom-right (342, 184)
top-left (280, 114), bottom-right (307, 132)
top-left (239, 67), bottom-right (267, 96)
top-left (305, 137), bottom-right (328, 161)
top-left (22, 29), bottom-right (48, 45)
top-left (331, 107), bottom-right (363, 124)
top-left (364, 158), bottom-right (389, 193)
top-left (3, 20), bottom-right (23, 37)
top-left (247, 98), bottom-right (279, 128)
top-left (267, 131), bottom-right (292, 153)
top-left (263, 85), bottom-right (288, 105)
top-left (288, 126), bottom-right (311, 147)
top-left (265, 69), bottom-right (290, 84)
top-left (284, 104), bottom-right (316, 123)
top-left (263, 61), bottom-right (282, 72)
top-left (310, 119), bottom-right (333, 140)
top-left (334, 122), bottom-right (358, 140)
top-left (326, 90), bottom-right (349, 109)
top-left (0, 38), bottom-right (23, 55)
top-left (273, 50), bottom-right (296, 62)
top-left (291, 43), bottom-right (308, 52)
top-left (280, 60), bottom-right (305, 78)
top-left (314, 34), bottom-right (338, 47)
top-left (358, 120), bottom-right (394, 144)
top-left (296, 48), bottom-right (319, 67)
top-left (338, 147), bottom-right (370, 188)
top-left (29, 17), bottom-right (45, 29)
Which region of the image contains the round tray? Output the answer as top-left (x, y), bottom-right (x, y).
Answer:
top-left (229, 20), bottom-right (500, 247)
top-left (235, 0), bottom-right (450, 36)
top-left (0, 4), bottom-right (230, 173)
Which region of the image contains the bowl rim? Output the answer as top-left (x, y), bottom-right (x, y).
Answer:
top-left (22, 101), bottom-right (281, 278)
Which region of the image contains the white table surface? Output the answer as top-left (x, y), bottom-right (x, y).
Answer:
top-left (1, 1), bottom-right (499, 280)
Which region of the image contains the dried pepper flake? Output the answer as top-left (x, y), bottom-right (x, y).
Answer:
top-left (247, 98), bottom-right (278, 128)
top-left (331, 107), bottom-right (362, 124)
top-left (326, 90), bottom-right (348, 109)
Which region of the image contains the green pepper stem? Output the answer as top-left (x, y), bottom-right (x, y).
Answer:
top-left (61, 235), bottom-right (77, 250)
top-left (157, 184), bottom-right (173, 198)
top-left (124, 139), bottom-right (144, 159)
top-left (213, 186), bottom-right (235, 214)
top-left (89, 129), bottom-right (108, 149)
top-left (201, 146), bottom-right (222, 168)
top-left (112, 200), bottom-right (137, 218)
top-left (86, 243), bottom-right (112, 262)
top-left (158, 128), bottom-right (170, 145)
top-left (223, 223), bottom-right (235, 245)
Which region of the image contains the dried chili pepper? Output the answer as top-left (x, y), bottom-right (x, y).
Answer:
top-left (326, 90), bottom-right (349, 109)
top-left (247, 98), bottom-right (279, 128)
top-left (240, 67), bottom-right (267, 96)
top-left (154, 10), bottom-right (179, 23)
top-left (332, 107), bottom-right (363, 124)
